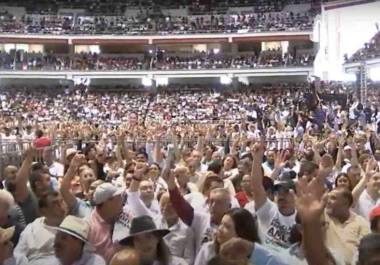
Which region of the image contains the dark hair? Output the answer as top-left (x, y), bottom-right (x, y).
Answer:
top-left (150, 162), bottom-right (161, 171)
top-left (35, 129), bottom-right (44, 138)
top-left (38, 191), bottom-right (59, 209)
top-left (208, 160), bottom-right (223, 175)
top-left (126, 233), bottom-right (170, 265)
top-left (202, 176), bottom-right (224, 194)
top-left (298, 161), bottom-right (318, 178)
top-left (29, 171), bottom-right (45, 193)
top-left (358, 234), bottom-right (380, 265)
top-left (370, 216), bottom-right (380, 233)
top-left (334, 173), bottom-right (353, 191)
top-left (226, 208), bottom-right (260, 243)
top-left (289, 213), bottom-right (302, 244)
top-left (337, 187), bottom-right (354, 207)
top-left (31, 162), bottom-right (45, 173)
top-left (215, 208), bottom-right (260, 254)
top-left (223, 155), bottom-right (238, 169)
top-left (136, 151), bottom-right (148, 160)
top-left (205, 143), bottom-right (217, 154)
top-left (124, 161), bottom-right (136, 175)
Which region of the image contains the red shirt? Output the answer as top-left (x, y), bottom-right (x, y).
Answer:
top-left (33, 136), bottom-right (52, 148)
top-left (235, 192), bottom-right (249, 207)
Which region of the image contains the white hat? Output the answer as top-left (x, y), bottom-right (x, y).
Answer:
top-left (55, 215), bottom-right (90, 243)
top-left (93, 183), bottom-right (124, 205)
top-left (65, 148), bottom-right (78, 159)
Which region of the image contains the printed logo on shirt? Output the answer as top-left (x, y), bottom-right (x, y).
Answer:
top-left (265, 217), bottom-right (292, 249)
top-left (201, 226), bottom-right (216, 244)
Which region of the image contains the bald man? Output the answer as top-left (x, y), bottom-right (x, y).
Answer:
top-left (110, 248), bottom-right (140, 265)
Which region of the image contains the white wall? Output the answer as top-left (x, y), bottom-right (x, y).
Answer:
top-left (314, 1), bottom-right (380, 81)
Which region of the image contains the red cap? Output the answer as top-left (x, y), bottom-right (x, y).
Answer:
top-left (369, 206), bottom-right (380, 221)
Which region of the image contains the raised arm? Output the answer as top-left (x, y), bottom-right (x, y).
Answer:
top-left (270, 150), bottom-right (287, 180)
top-left (14, 148), bottom-right (35, 202)
top-left (60, 154), bottom-right (86, 212)
top-left (250, 140), bottom-right (267, 210)
top-left (335, 136), bottom-right (345, 170)
top-left (352, 158), bottom-right (377, 205)
top-left (293, 173), bottom-right (335, 265)
top-left (128, 163), bottom-right (153, 217)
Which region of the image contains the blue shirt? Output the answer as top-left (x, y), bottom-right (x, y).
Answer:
top-left (250, 243), bottom-right (288, 265)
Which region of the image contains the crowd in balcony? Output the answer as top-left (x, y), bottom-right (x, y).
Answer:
top-left (0, 49), bottom-right (314, 71)
top-left (0, 9), bottom-right (315, 35)
top-left (345, 30), bottom-right (380, 63)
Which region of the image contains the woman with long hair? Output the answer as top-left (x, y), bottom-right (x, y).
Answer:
top-left (194, 208), bottom-right (260, 265)
top-left (118, 215), bottom-right (187, 265)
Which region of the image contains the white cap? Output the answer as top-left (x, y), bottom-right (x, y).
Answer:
top-left (344, 145), bottom-right (352, 151)
top-left (93, 183), bottom-right (124, 205)
top-left (65, 148), bottom-right (78, 159)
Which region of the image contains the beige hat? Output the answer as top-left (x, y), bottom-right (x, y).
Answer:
top-left (55, 215), bottom-right (89, 243)
top-left (0, 226), bottom-right (15, 244)
top-left (65, 148), bottom-right (78, 159)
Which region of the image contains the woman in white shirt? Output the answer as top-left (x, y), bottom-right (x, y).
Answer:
top-left (222, 155), bottom-right (239, 181)
top-left (194, 208), bottom-right (261, 265)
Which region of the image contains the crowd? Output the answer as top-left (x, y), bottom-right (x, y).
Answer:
top-left (345, 31), bottom-right (380, 63)
top-left (1, 0), bottom-right (321, 15)
top-left (0, 10), bottom-right (315, 35)
top-left (0, 50), bottom-right (314, 71)
top-left (0, 82), bottom-right (380, 265)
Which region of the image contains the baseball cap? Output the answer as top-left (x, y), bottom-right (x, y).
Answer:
top-left (273, 179), bottom-right (296, 193)
top-left (93, 183), bottom-right (124, 205)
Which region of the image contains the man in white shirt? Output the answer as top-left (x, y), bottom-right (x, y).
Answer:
top-left (53, 215), bottom-right (105, 265)
top-left (355, 172), bottom-right (380, 220)
top-left (43, 148), bottom-right (64, 179)
top-left (250, 142), bottom-right (296, 251)
top-left (15, 191), bottom-right (67, 265)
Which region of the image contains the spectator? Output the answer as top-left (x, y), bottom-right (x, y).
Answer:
top-left (53, 215), bottom-right (106, 265)
top-left (87, 182), bottom-right (124, 263)
top-left (14, 191), bottom-right (67, 265)
top-left (118, 215), bottom-right (187, 265)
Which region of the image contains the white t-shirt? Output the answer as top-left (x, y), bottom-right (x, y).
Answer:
top-left (256, 199), bottom-right (296, 251)
top-left (14, 217), bottom-right (57, 265)
top-left (354, 190), bottom-right (380, 220)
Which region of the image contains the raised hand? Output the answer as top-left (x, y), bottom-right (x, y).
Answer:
top-left (365, 157), bottom-right (378, 178)
top-left (220, 237), bottom-right (254, 263)
top-left (291, 175), bottom-right (327, 223)
top-left (70, 153), bottom-right (86, 169)
top-left (250, 138), bottom-right (265, 160)
top-left (274, 149), bottom-right (288, 169)
top-left (134, 162), bottom-right (148, 180)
